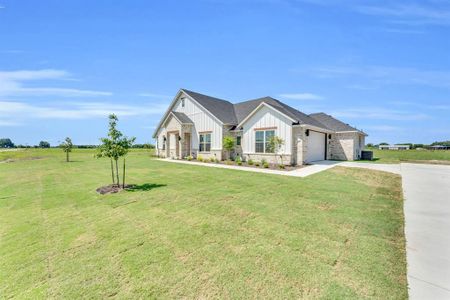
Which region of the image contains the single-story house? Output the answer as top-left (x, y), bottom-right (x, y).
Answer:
top-left (153, 89), bottom-right (367, 165)
top-left (379, 144), bottom-right (410, 150)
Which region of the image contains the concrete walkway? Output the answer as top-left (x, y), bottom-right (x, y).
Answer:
top-left (157, 158), bottom-right (340, 177)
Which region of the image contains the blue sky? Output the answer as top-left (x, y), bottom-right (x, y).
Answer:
top-left (1, 0), bottom-right (449, 145)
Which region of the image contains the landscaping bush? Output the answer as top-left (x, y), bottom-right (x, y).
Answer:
top-left (185, 155), bottom-right (193, 161)
top-left (235, 156), bottom-right (242, 166)
top-left (279, 164), bottom-right (285, 169)
top-left (261, 158), bottom-right (267, 165)
top-left (263, 162), bottom-right (269, 168)
top-left (197, 155), bottom-right (203, 162)
top-left (225, 159), bottom-right (233, 165)
top-left (254, 161), bottom-right (260, 167)
top-left (248, 159), bottom-right (254, 165)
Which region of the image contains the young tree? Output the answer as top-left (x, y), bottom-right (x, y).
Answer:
top-left (267, 136), bottom-right (285, 165)
top-left (60, 137), bottom-right (73, 162)
top-left (223, 135), bottom-right (235, 160)
top-left (39, 141), bottom-right (50, 148)
top-left (96, 114), bottom-right (135, 188)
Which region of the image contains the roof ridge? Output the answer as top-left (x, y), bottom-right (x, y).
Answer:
top-left (181, 88), bottom-right (234, 104)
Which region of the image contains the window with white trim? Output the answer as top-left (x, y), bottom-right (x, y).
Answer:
top-left (255, 130), bottom-right (275, 153)
top-left (181, 98), bottom-right (185, 108)
top-left (199, 133), bottom-right (211, 152)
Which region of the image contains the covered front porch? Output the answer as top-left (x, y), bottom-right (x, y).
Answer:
top-left (162, 112), bottom-right (193, 159)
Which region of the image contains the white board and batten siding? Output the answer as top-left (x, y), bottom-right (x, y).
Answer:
top-left (171, 93), bottom-right (223, 151)
top-left (241, 105), bottom-right (292, 154)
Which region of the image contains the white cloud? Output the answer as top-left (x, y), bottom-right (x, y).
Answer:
top-left (278, 93), bottom-right (324, 100)
top-left (329, 107), bottom-right (430, 121)
top-left (355, 3), bottom-right (450, 26)
top-left (0, 119), bottom-right (20, 127)
top-left (0, 100), bottom-right (167, 125)
top-left (312, 65), bottom-right (450, 88)
top-left (365, 125), bottom-right (404, 132)
top-left (0, 69), bottom-right (112, 97)
top-left (138, 92), bottom-right (171, 98)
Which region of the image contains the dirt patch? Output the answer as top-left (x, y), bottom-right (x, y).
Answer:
top-left (96, 184), bottom-right (135, 195)
top-left (0, 157), bottom-right (44, 163)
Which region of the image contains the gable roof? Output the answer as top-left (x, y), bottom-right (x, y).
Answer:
top-left (182, 89), bottom-right (237, 124)
top-left (309, 112), bottom-right (363, 133)
top-left (171, 111), bottom-right (193, 124)
top-left (234, 97), bottom-right (328, 129)
top-left (154, 89), bottom-right (364, 137)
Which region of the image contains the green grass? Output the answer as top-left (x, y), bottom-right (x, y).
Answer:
top-left (366, 148), bottom-right (450, 164)
top-left (0, 149), bottom-right (407, 299)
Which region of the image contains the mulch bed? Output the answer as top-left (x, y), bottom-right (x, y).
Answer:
top-left (185, 159), bottom-right (304, 171)
top-left (96, 184), bottom-right (135, 195)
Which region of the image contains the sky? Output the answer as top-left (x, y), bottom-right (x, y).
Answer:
top-left (1, 0), bottom-right (449, 145)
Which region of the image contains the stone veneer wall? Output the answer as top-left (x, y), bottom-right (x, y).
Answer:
top-left (292, 126), bottom-right (306, 166)
top-left (328, 132), bottom-right (358, 160)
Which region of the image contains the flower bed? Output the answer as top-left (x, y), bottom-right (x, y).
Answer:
top-left (181, 155), bottom-right (301, 171)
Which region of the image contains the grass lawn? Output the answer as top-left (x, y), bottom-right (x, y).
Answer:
top-left (0, 149), bottom-right (407, 299)
top-left (366, 148), bottom-right (450, 164)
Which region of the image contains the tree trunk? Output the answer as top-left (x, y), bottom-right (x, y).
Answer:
top-left (115, 158), bottom-right (120, 187)
top-left (66, 151), bottom-right (69, 162)
top-left (122, 158), bottom-right (126, 189)
top-left (110, 159), bottom-right (115, 185)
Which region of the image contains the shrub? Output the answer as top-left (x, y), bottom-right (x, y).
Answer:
top-left (254, 161), bottom-right (260, 167)
top-left (263, 162), bottom-right (269, 168)
top-left (215, 158), bottom-right (220, 163)
top-left (261, 158), bottom-right (267, 165)
top-left (197, 155), bottom-right (203, 162)
top-left (279, 164), bottom-right (285, 169)
top-left (248, 159), bottom-right (254, 165)
top-left (225, 159), bottom-right (233, 165)
top-left (185, 155), bottom-right (193, 161)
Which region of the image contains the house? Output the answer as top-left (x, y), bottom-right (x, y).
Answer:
top-left (379, 144), bottom-right (410, 150)
top-left (428, 145), bottom-right (450, 150)
top-left (153, 89), bottom-right (367, 165)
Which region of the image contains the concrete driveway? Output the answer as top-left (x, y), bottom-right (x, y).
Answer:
top-left (402, 163), bottom-right (450, 299)
top-left (340, 162), bottom-right (450, 298)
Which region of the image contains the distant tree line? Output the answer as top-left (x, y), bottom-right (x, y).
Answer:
top-left (366, 141), bottom-right (450, 149)
top-left (0, 137), bottom-right (154, 149)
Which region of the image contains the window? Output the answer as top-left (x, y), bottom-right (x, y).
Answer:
top-left (236, 136), bottom-right (241, 146)
top-left (255, 130), bottom-right (275, 153)
top-left (199, 133), bottom-right (211, 152)
top-left (181, 98), bottom-right (185, 108)
top-left (162, 136), bottom-right (166, 150)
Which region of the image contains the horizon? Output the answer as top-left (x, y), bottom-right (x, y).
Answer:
top-left (1, 1), bottom-right (449, 145)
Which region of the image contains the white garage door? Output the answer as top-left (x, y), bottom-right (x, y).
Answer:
top-left (306, 131), bottom-right (326, 163)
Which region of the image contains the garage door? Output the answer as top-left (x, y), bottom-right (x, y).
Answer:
top-left (306, 131), bottom-right (326, 163)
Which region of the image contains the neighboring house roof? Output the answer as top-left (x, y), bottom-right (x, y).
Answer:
top-left (171, 111), bottom-right (193, 124)
top-left (309, 112), bottom-right (364, 133)
top-left (182, 89), bottom-right (237, 124)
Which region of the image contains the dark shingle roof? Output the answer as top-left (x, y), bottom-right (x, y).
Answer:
top-left (180, 89), bottom-right (353, 132)
top-left (182, 89), bottom-right (237, 124)
top-left (171, 111), bottom-right (193, 124)
top-left (309, 113), bottom-right (359, 132)
top-left (233, 97), bottom-right (328, 129)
